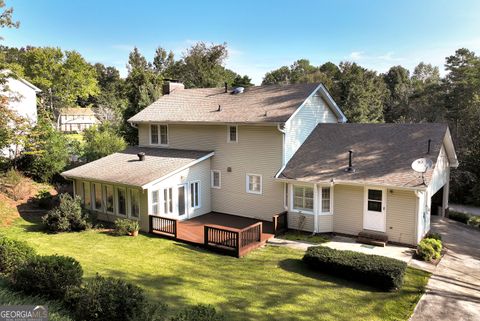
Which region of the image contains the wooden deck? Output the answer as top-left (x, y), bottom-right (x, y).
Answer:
top-left (150, 212), bottom-right (284, 257)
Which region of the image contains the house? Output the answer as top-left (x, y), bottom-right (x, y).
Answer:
top-left (58, 107), bottom-right (98, 133)
top-left (0, 73), bottom-right (41, 158)
top-left (61, 81), bottom-right (457, 254)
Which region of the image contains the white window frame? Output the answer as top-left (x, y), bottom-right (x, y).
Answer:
top-left (151, 190), bottom-right (159, 215)
top-left (291, 185), bottom-right (314, 214)
top-left (92, 182), bottom-right (103, 212)
top-left (116, 187), bottom-right (127, 217)
top-left (82, 181), bottom-right (91, 209)
top-left (211, 170), bottom-right (221, 189)
top-left (319, 186), bottom-right (332, 215)
top-left (103, 184), bottom-right (115, 214)
top-left (246, 173), bottom-right (262, 195)
top-left (227, 125), bottom-right (238, 143)
top-left (128, 188), bottom-right (140, 219)
top-left (150, 123), bottom-right (169, 146)
top-left (163, 187), bottom-right (173, 215)
top-left (190, 181), bottom-right (201, 209)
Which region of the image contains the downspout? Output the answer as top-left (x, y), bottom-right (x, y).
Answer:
top-left (313, 184), bottom-right (318, 234)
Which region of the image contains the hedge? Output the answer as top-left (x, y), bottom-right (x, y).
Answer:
top-left (448, 211), bottom-right (471, 224)
top-left (11, 255), bottom-right (83, 299)
top-left (417, 238), bottom-right (442, 262)
top-left (0, 235), bottom-right (36, 276)
top-left (302, 246), bottom-right (407, 291)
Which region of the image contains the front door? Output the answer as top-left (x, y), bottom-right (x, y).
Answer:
top-left (363, 187), bottom-right (386, 232)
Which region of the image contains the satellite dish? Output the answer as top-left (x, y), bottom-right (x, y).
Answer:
top-left (411, 158), bottom-right (433, 185)
top-left (411, 158), bottom-right (433, 173)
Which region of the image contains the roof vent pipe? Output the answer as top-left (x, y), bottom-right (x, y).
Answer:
top-left (427, 139), bottom-right (431, 154)
top-left (345, 150), bottom-right (355, 173)
top-left (137, 152), bottom-right (145, 161)
top-left (217, 105), bottom-right (221, 112)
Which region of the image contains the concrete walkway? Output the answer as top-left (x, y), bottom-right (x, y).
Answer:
top-left (450, 203), bottom-right (480, 216)
top-left (410, 217), bottom-right (480, 321)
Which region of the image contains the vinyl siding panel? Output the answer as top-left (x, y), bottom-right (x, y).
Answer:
top-left (318, 215), bottom-right (333, 233)
top-left (139, 124), bottom-right (284, 221)
top-left (333, 185), bottom-right (364, 235)
top-left (284, 94), bottom-right (338, 164)
top-left (386, 189), bottom-right (417, 245)
top-left (288, 212), bottom-right (315, 232)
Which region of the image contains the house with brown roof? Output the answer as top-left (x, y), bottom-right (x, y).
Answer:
top-left (58, 107), bottom-right (99, 133)
top-left (62, 81), bottom-right (457, 255)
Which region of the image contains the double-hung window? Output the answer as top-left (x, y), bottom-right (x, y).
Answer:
top-left (293, 186), bottom-right (314, 212)
top-left (150, 124), bottom-right (168, 145)
top-left (163, 188), bottom-right (173, 214)
top-left (211, 170), bottom-right (221, 188)
top-left (117, 187), bottom-right (127, 216)
top-left (104, 185), bottom-right (114, 213)
top-left (321, 187), bottom-right (331, 214)
top-left (246, 174), bottom-right (262, 194)
top-left (129, 189), bottom-right (140, 218)
top-left (190, 182), bottom-right (200, 208)
top-left (82, 182), bottom-right (91, 208)
top-left (151, 190), bottom-right (159, 215)
top-left (227, 125), bottom-right (238, 142)
top-left (93, 183), bottom-right (102, 211)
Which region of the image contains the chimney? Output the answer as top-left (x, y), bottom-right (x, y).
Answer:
top-left (162, 80), bottom-right (185, 95)
top-left (345, 150), bottom-right (355, 173)
top-left (137, 152), bottom-right (145, 161)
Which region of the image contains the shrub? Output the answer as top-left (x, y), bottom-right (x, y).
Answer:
top-left (425, 232), bottom-right (442, 241)
top-left (65, 274), bottom-right (167, 321)
top-left (417, 238), bottom-right (442, 261)
top-left (170, 305), bottom-right (224, 321)
top-left (35, 188), bottom-right (54, 209)
top-left (0, 169), bottom-right (31, 201)
top-left (448, 211), bottom-right (471, 224)
top-left (42, 193), bottom-right (90, 232)
top-left (0, 236), bottom-right (36, 275)
top-left (468, 216), bottom-right (480, 229)
top-left (302, 246), bottom-right (407, 291)
top-left (11, 255), bottom-right (83, 299)
top-left (114, 218), bottom-right (139, 236)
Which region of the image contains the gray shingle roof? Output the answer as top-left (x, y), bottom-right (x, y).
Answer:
top-left (278, 123), bottom-right (450, 188)
top-left (62, 147), bottom-right (213, 187)
top-left (128, 83), bottom-right (320, 124)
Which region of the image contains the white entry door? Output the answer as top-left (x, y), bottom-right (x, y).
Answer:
top-left (363, 187), bottom-right (386, 232)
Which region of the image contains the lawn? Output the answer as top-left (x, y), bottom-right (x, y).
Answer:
top-left (0, 213), bottom-right (430, 321)
top-left (278, 230), bottom-right (331, 244)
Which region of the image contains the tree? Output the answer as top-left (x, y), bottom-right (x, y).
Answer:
top-left (231, 75), bottom-right (253, 88)
top-left (82, 125), bottom-right (127, 162)
top-left (167, 42), bottom-right (233, 88)
top-left (262, 66), bottom-right (291, 85)
top-left (0, 0), bottom-right (19, 39)
top-left (383, 65), bottom-right (411, 122)
top-left (0, 96), bottom-right (30, 156)
top-left (336, 62), bottom-right (388, 123)
top-left (122, 47), bottom-right (162, 145)
top-left (153, 47), bottom-right (174, 75)
top-left (23, 111), bottom-right (69, 182)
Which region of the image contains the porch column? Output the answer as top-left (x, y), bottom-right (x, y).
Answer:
top-left (442, 170), bottom-right (450, 217)
top-left (313, 184), bottom-right (318, 233)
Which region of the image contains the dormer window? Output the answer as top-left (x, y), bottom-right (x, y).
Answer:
top-left (151, 124), bottom-right (168, 146)
top-left (227, 125), bottom-right (238, 143)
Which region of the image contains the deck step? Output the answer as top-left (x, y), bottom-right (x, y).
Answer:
top-left (357, 231), bottom-right (388, 247)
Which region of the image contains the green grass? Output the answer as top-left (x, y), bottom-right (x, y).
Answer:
top-left (278, 230), bottom-right (331, 244)
top-left (0, 215), bottom-right (430, 321)
top-left (0, 279), bottom-right (72, 321)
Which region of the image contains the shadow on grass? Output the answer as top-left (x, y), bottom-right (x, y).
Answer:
top-left (278, 258), bottom-right (385, 293)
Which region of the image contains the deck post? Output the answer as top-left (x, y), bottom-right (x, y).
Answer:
top-left (148, 215), bottom-right (153, 234)
top-left (203, 225), bottom-right (208, 246)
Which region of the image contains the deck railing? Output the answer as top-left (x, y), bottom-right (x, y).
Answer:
top-left (204, 221), bottom-right (263, 257)
top-left (149, 215), bottom-right (178, 238)
top-left (272, 211), bottom-right (288, 236)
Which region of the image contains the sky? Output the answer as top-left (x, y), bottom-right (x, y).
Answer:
top-left (3, 0), bottom-right (480, 84)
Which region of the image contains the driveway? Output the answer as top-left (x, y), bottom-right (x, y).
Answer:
top-left (410, 217), bottom-right (480, 321)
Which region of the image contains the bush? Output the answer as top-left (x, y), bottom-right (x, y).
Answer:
top-left (113, 218), bottom-right (139, 236)
top-left (11, 255), bottom-right (83, 299)
top-left (65, 274), bottom-right (167, 321)
top-left (425, 232), bottom-right (442, 241)
top-left (0, 169), bottom-right (31, 201)
top-left (417, 238), bottom-right (442, 262)
top-left (35, 188), bottom-right (54, 209)
top-left (0, 236), bottom-right (36, 275)
top-left (448, 211), bottom-right (471, 224)
top-left (468, 216), bottom-right (480, 229)
top-left (302, 246), bottom-right (407, 291)
top-left (42, 193), bottom-right (90, 232)
top-left (170, 305), bottom-right (224, 321)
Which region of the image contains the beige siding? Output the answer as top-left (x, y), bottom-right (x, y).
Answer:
top-left (333, 185), bottom-right (364, 235)
top-left (288, 212), bottom-right (315, 232)
top-left (386, 189), bottom-right (417, 245)
top-left (318, 215), bottom-right (333, 233)
top-left (139, 124), bottom-right (284, 220)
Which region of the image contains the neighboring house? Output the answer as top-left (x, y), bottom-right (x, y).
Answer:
top-left (62, 81), bottom-right (457, 248)
top-left (0, 74), bottom-right (41, 158)
top-left (58, 107), bottom-right (98, 133)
